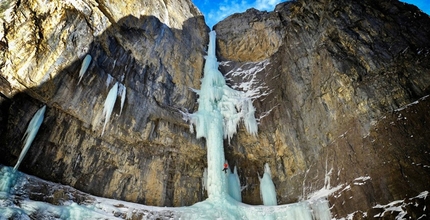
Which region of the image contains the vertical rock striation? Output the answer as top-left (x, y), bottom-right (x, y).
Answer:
top-left (215, 0), bottom-right (430, 217)
top-left (0, 0), bottom-right (208, 206)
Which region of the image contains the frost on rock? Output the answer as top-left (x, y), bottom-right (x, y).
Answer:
top-left (77, 54), bottom-right (91, 85)
top-left (369, 191), bottom-right (429, 220)
top-left (222, 59), bottom-right (273, 124)
top-left (14, 105), bottom-right (46, 171)
top-left (101, 82), bottom-right (118, 136)
top-left (394, 94), bottom-right (429, 111)
top-left (223, 59), bottom-right (272, 100)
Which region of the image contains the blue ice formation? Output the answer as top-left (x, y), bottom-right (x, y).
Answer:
top-left (13, 105), bottom-right (46, 171)
top-left (101, 82), bottom-right (118, 136)
top-left (259, 163), bottom-right (277, 206)
top-left (77, 54), bottom-right (92, 85)
top-left (228, 166), bottom-right (242, 202)
top-left (118, 83), bottom-right (126, 115)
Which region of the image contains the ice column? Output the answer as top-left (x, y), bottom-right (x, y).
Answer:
top-left (192, 31), bottom-right (228, 198)
top-left (228, 166), bottom-right (242, 202)
top-left (259, 163), bottom-right (277, 205)
top-left (187, 30), bottom-right (258, 198)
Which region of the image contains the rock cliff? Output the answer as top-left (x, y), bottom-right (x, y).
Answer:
top-left (1, 0), bottom-right (430, 218)
top-left (0, 0), bottom-right (208, 207)
top-left (215, 0), bottom-right (430, 217)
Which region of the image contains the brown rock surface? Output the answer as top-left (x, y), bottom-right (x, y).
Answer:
top-left (1, 0), bottom-right (430, 218)
top-left (215, 0), bottom-right (430, 216)
top-left (0, 0), bottom-right (208, 207)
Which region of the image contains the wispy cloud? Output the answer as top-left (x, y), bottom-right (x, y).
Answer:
top-left (254, 0), bottom-right (283, 11)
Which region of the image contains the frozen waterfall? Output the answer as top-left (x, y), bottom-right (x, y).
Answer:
top-left (181, 30), bottom-right (333, 219)
top-left (186, 30), bottom-right (259, 198)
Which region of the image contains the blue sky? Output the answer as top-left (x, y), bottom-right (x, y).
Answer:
top-left (192, 0), bottom-right (430, 28)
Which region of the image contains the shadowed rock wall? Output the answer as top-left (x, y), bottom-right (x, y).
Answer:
top-left (0, 0), bottom-right (208, 207)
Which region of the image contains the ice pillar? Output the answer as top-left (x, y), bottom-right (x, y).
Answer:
top-left (189, 31), bottom-right (258, 199)
top-left (228, 166), bottom-right (242, 202)
top-left (188, 31), bottom-right (228, 198)
top-left (260, 163), bottom-right (277, 205)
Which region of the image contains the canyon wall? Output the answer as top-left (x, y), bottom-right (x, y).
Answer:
top-left (214, 0), bottom-right (430, 217)
top-left (0, 0), bottom-right (209, 207)
top-left (1, 0), bottom-right (430, 218)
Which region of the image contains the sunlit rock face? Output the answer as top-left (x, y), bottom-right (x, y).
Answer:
top-left (0, 0), bottom-right (208, 206)
top-left (214, 0), bottom-right (430, 217)
top-left (215, 8), bottom-right (285, 62)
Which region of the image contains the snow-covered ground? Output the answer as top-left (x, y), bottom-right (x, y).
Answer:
top-left (0, 165), bottom-right (334, 220)
top-left (2, 165), bottom-right (428, 219)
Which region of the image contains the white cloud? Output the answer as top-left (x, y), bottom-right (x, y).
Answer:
top-left (254, 0), bottom-right (283, 11)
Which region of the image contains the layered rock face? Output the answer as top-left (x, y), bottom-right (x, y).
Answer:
top-left (0, 0), bottom-right (208, 206)
top-left (214, 0), bottom-right (430, 217)
top-left (1, 0), bottom-right (430, 218)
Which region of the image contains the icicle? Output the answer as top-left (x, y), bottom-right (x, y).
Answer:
top-left (101, 82), bottom-right (118, 136)
top-left (14, 105), bottom-right (46, 171)
top-left (106, 74), bottom-right (113, 87)
top-left (202, 168), bottom-right (208, 192)
top-left (243, 100), bottom-right (258, 136)
top-left (118, 83), bottom-right (126, 115)
top-left (77, 54), bottom-right (92, 85)
top-left (324, 157), bottom-right (333, 189)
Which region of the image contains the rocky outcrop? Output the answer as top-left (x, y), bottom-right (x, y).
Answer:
top-left (0, 0), bottom-right (208, 207)
top-left (214, 0), bottom-right (430, 217)
top-left (1, 0), bottom-right (430, 218)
